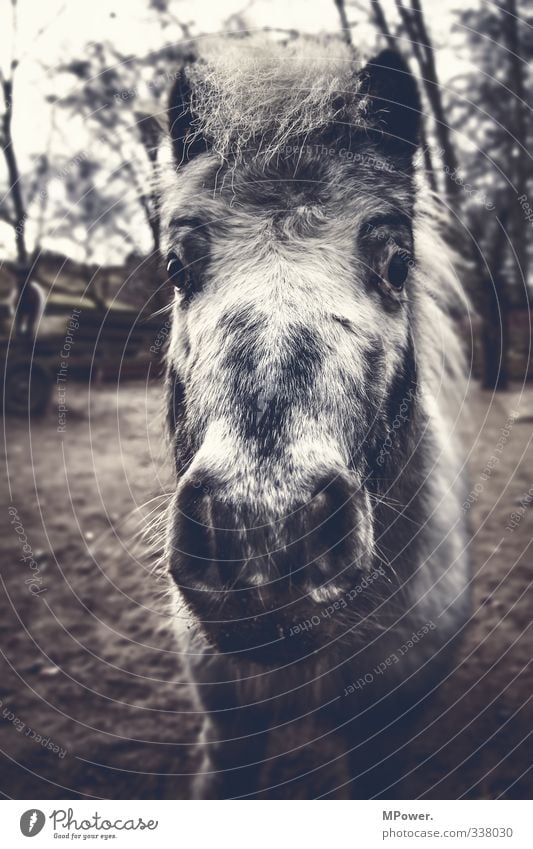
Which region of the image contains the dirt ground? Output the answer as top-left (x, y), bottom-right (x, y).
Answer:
top-left (0, 378), bottom-right (532, 799)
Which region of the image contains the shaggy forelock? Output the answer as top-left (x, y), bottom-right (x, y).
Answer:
top-left (186, 36), bottom-right (367, 161)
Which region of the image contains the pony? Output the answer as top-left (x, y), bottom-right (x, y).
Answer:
top-left (158, 37), bottom-right (471, 798)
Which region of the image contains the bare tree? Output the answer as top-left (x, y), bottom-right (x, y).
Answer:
top-left (369, 0), bottom-right (438, 192)
top-left (453, 0), bottom-right (532, 388)
top-left (332, 0), bottom-right (444, 195)
top-left (58, 38), bottom-right (190, 257)
top-left (0, 1), bottom-right (28, 264)
top-left (392, 1), bottom-right (460, 203)
top-left (333, 0), bottom-right (353, 48)
top-left (500, 0), bottom-right (529, 303)
top-left (0, 2), bottom-right (65, 269)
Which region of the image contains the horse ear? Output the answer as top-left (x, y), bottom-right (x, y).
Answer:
top-left (358, 49), bottom-right (421, 158)
top-left (168, 65), bottom-right (208, 167)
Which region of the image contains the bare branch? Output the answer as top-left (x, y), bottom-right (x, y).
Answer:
top-left (371, 1), bottom-right (397, 50)
top-left (333, 0), bottom-right (353, 48)
top-left (1, 76), bottom-right (28, 263)
top-left (396, 1), bottom-right (460, 202)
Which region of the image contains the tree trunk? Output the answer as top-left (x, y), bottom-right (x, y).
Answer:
top-left (482, 275), bottom-right (509, 390)
top-left (333, 0), bottom-right (353, 47)
top-left (372, 0), bottom-right (438, 192)
top-left (395, 1), bottom-right (461, 205)
top-left (500, 0), bottom-right (529, 304)
top-left (1, 78), bottom-right (28, 264)
top-left (478, 214), bottom-right (511, 390)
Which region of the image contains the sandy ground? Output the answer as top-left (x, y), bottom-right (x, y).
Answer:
top-left (0, 378), bottom-right (532, 799)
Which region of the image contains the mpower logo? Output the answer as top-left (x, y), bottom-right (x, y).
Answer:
top-left (20, 810), bottom-right (46, 837)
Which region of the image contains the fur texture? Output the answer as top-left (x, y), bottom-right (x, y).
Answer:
top-left (158, 40), bottom-right (471, 799)
top-left (185, 37), bottom-right (366, 162)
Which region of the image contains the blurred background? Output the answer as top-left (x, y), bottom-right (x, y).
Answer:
top-left (0, 0), bottom-right (532, 799)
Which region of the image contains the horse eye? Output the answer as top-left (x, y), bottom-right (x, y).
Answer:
top-left (167, 252), bottom-right (187, 289)
top-left (386, 253), bottom-right (409, 290)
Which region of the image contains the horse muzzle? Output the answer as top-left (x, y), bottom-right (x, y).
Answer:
top-left (168, 470), bottom-right (374, 662)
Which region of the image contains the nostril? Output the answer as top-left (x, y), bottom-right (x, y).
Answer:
top-left (307, 475), bottom-right (356, 559)
top-left (172, 479), bottom-right (215, 570)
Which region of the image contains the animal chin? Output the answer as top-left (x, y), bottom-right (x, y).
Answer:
top-left (179, 579), bottom-right (352, 665)
top-left (201, 614), bottom-right (323, 665)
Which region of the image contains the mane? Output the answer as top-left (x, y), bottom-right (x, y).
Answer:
top-left (186, 36), bottom-right (367, 161)
top-left (414, 193), bottom-right (470, 429)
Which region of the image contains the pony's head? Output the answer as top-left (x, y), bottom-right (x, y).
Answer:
top-left (161, 40), bottom-right (460, 663)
